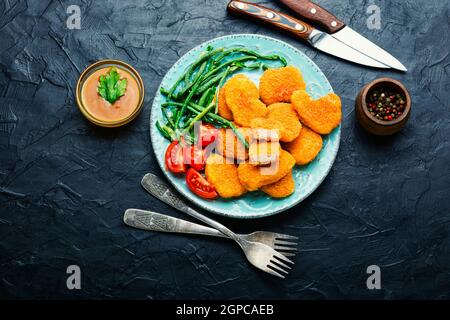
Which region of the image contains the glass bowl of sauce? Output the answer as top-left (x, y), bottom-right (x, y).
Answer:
top-left (76, 60), bottom-right (144, 127)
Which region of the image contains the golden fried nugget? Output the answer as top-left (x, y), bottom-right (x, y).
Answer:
top-left (224, 75), bottom-right (267, 127)
top-left (261, 170), bottom-right (295, 198)
top-left (250, 118), bottom-right (281, 141)
top-left (218, 86), bottom-right (233, 120)
top-left (237, 149), bottom-right (295, 191)
top-left (249, 104), bottom-right (301, 142)
top-left (284, 126), bottom-right (323, 165)
top-left (248, 141), bottom-right (280, 165)
top-left (205, 154), bottom-right (247, 198)
top-left (231, 99), bottom-right (267, 127)
top-left (215, 128), bottom-right (251, 162)
top-left (259, 66), bottom-right (306, 105)
top-left (266, 103), bottom-right (302, 142)
top-left (292, 90), bottom-right (342, 135)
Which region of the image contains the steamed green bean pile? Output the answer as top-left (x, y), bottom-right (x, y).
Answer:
top-left (157, 46), bottom-right (287, 147)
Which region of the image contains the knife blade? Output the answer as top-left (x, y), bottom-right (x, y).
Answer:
top-left (227, 0), bottom-right (389, 69)
top-left (278, 0), bottom-right (407, 71)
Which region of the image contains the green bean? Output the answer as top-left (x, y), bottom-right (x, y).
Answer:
top-left (167, 77), bottom-right (183, 99)
top-left (161, 107), bottom-right (176, 129)
top-left (212, 48), bottom-right (239, 65)
top-left (167, 48), bottom-right (223, 99)
top-left (214, 47), bottom-right (287, 67)
top-left (204, 88), bottom-right (216, 107)
top-left (184, 60), bottom-right (203, 89)
top-left (156, 121), bottom-right (176, 141)
top-left (196, 66), bottom-right (239, 95)
top-left (229, 122), bottom-right (249, 149)
top-left (163, 101), bottom-right (229, 126)
top-left (174, 79), bottom-right (202, 128)
top-left (163, 101), bottom-right (192, 108)
top-left (214, 66), bottom-right (231, 114)
top-left (233, 61), bottom-right (264, 70)
top-left (235, 48), bottom-right (287, 65)
top-left (175, 103), bottom-right (220, 126)
top-left (205, 116), bottom-right (224, 126)
top-left (177, 60), bottom-right (208, 98)
top-left (184, 101), bottom-right (216, 132)
top-left (202, 56), bottom-right (257, 80)
top-left (160, 87), bottom-right (170, 96)
top-left (198, 87), bottom-right (214, 107)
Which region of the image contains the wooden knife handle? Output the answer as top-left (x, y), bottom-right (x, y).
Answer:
top-left (279, 0), bottom-right (345, 34)
top-left (227, 0), bottom-right (314, 41)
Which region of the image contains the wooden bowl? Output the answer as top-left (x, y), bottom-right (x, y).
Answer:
top-left (355, 77), bottom-right (411, 136)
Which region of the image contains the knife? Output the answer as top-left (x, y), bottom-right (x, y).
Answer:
top-left (278, 0), bottom-right (407, 71)
top-left (227, 0), bottom-right (406, 71)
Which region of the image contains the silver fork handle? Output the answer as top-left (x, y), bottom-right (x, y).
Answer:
top-left (141, 173), bottom-right (241, 242)
top-left (124, 208), bottom-right (227, 238)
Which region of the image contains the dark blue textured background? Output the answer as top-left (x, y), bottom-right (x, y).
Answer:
top-left (0, 0), bottom-right (449, 299)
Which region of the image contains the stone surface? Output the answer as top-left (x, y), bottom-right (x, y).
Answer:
top-left (0, 0), bottom-right (449, 299)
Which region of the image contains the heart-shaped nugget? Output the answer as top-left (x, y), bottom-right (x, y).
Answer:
top-left (224, 74), bottom-right (267, 127)
top-left (292, 90), bottom-right (342, 135)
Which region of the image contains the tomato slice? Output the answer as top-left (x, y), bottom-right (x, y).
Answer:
top-left (165, 141), bottom-right (187, 174)
top-left (183, 145), bottom-right (205, 171)
top-left (186, 168), bottom-right (218, 199)
top-left (199, 123), bottom-right (218, 148)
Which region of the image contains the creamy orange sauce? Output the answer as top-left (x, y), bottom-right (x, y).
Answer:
top-left (81, 67), bottom-right (140, 122)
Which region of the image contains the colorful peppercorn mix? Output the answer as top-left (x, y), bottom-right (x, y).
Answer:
top-left (366, 88), bottom-right (406, 121)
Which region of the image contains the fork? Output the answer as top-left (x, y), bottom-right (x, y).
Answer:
top-left (123, 208), bottom-right (298, 257)
top-left (141, 173), bottom-right (295, 278)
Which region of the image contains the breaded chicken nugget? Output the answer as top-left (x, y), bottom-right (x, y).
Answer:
top-left (237, 149), bottom-right (295, 191)
top-left (292, 90), bottom-right (342, 135)
top-left (259, 66), bottom-right (306, 105)
top-left (249, 104), bottom-right (301, 142)
top-left (218, 86), bottom-right (233, 120)
top-left (250, 118), bottom-right (281, 141)
top-left (250, 128), bottom-right (280, 142)
top-left (205, 154), bottom-right (247, 198)
top-left (290, 89), bottom-right (312, 104)
top-left (261, 170), bottom-right (295, 198)
top-left (266, 103), bottom-right (302, 142)
top-left (215, 128), bottom-right (251, 162)
top-left (248, 141), bottom-right (280, 165)
top-left (284, 126), bottom-right (323, 165)
top-left (225, 75), bottom-right (267, 127)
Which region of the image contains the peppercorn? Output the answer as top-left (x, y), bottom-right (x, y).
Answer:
top-left (366, 87), bottom-right (406, 122)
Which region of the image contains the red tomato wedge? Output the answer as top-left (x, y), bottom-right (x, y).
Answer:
top-left (186, 168), bottom-right (218, 199)
top-left (199, 123), bottom-right (218, 148)
top-left (165, 141), bottom-right (186, 174)
top-left (183, 145), bottom-right (205, 172)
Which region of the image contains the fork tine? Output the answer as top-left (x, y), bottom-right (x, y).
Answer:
top-left (264, 266), bottom-right (286, 279)
top-left (268, 261), bottom-right (289, 275)
top-left (271, 257), bottom-right (292, 270)
top-left (281, 252), bottom-right (296, 257)
top-left (275, 234), bottom-right (299, 240)
top-left (273, 251), bottom-right (295, 265)
top-left (274, 245), bottom-right (298, 251)
top-left (274, 239), bottom-right (298, 246)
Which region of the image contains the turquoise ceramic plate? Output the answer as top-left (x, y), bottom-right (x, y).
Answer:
top-left (150, 34), bottom-right (340, 219)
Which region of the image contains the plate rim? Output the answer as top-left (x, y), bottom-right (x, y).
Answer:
top-left (150, 33), bottom-right (341, 219)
